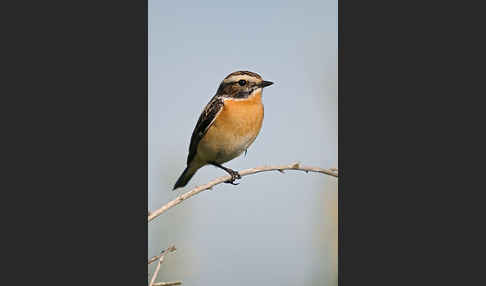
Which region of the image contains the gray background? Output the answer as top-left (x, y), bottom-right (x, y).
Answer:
top-left (149, 1), bottom-right (338, 285)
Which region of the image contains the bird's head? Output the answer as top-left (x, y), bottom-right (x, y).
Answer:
top-left (216, 71), bottom-right (273, 99)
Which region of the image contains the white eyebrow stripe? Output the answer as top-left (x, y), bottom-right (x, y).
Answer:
top-left (223, 74), bottom-right (261, 84)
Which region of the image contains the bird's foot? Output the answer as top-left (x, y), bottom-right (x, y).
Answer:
top-left (209, 162), bottom-right (242, 186)
top-left (224, 169), bottom-right (241, 185)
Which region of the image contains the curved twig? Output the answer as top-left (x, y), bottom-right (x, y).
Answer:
top-left (148, 162), bottom-right (338, 223)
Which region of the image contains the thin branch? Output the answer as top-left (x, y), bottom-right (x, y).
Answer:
top-left (153, 282), bottom-right (182, 286)
top-left (148, 245), bottom-right (176, 286)
top-left (148, 162), bottom-right (338, 223)
top-left (148, 245), bottom-right (176, 265)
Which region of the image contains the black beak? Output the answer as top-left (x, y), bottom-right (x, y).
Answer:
top-left (260, 80), bottom-right (274, 88)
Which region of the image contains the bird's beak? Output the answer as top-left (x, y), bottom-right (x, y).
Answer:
top-left (260, 80), bottom-right (274, 88)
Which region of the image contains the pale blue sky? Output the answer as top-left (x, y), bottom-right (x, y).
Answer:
top-left (149, 1), bottom-right (337, 285)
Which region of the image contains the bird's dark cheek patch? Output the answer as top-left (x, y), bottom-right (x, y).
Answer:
top-left (235, 90), bottom-right (251, 98)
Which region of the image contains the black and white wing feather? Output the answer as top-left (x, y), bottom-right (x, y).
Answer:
top-left (186, 95), bottom-right (224, 164)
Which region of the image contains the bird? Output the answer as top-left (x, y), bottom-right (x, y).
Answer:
top-left (173, 70), bottom-right (274, 190)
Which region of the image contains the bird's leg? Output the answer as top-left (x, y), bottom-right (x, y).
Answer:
top-left (209, 162), bottom-right (241, 185)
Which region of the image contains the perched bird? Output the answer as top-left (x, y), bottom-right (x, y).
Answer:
top-left (173, 71), bottom-right (274, 190)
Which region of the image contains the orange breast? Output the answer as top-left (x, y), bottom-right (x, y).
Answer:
top-left (197, 91), bottom-right (264, 164)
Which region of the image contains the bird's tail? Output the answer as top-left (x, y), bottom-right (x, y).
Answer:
top-left (173, 162), bottom-right (202, 190)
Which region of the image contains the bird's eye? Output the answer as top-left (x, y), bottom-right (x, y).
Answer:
top-left (238, 80), bottom-right (247, 86)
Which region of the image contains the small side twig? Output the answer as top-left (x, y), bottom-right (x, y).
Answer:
top-left (148, 245), bottom-right (176, 265)
top-left (153, 282), bottom-right (182, 286)
top-left (148, 245), bottom-right (176, 286)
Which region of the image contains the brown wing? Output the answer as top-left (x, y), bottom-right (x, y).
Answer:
top-left (187, 95), bottom-right (224, 164)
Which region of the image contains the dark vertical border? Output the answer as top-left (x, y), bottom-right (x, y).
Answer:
top-left (4, 0), bottom-right (148, 284)
top-left (338, 0), bottom-right (477, 284)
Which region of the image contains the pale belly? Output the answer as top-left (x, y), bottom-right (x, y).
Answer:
top-left (196, 94), bottom-right (264, 164)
